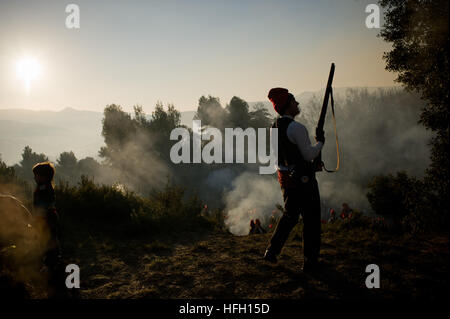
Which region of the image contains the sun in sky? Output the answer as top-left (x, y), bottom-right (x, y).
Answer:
top-left (16, 56), bottom-right (41, 95)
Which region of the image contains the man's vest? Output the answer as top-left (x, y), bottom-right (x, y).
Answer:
top-left (272, 117), bottom-right (315, 178)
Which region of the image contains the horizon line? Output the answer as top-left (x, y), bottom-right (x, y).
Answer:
top-left (0, 85), bottom-right (402, 113)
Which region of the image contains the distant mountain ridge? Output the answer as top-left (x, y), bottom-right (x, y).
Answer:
top-left (0, 107), bottom-right (199, 165)
top-left (0, 108), bottom-right (104, 165)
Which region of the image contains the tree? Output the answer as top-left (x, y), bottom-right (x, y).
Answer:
top-left (99, 102), bottom-right (182, 193)
top-left (150, 102), bottom-right (181, 135)
top-left (16, 146), bottom-right (49, 181)
top-left (379, 0), bottom-right (449, 215)
top-left (379, 0), bottom-right (448, 128)
top-left (77, 157), bottom-right (101, 178)
top-left (0, 155), bottom-right (16, 185)
top-left (249, 102), bottom-right (272, 128)
top-left (56, 151), bottom-right (78, 183)
top-left (148, 102), bottom-right (182, 164)
top-left (99, 104), bottom-right (137, 165)
top-left (194, 95), bottom-right (227, 129)
top-left (57, 151), bottom-right (77, 168)
top-left (226, 96), bottom-right (251, 128)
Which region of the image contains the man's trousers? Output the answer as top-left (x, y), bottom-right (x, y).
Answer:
top-left (266, 178), bottom-right (321, 260)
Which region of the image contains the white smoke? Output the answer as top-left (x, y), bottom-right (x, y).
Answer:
top-left (224, 172), bottom-right (282, 236)
top-left (205, 168), bottom-right (237, 191)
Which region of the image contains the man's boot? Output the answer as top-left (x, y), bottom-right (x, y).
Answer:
top-left (302, 257), bottom-right (319, 272)
top-left (263, 250), bottom-right (278, 264)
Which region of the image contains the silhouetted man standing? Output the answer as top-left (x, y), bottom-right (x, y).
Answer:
top-left (263, 88), bottom-right (325, 272)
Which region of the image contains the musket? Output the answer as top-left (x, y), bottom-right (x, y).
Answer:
top-left (314, 63), bottom-right (335, 172)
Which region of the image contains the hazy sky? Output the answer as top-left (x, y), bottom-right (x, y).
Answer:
top-left (0, 0), bottom-right (397, 112)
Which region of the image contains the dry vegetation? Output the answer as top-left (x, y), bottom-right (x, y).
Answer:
top-left (1, 169), bottom-right (448, 299)
top-left (39, 224), bottom-right (448, 299)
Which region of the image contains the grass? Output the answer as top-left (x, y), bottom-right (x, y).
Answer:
top-left (42, 223), bottom-right (448, 299)
top-left (2, 216), bottom-right (448, 299)
top-left (1, 178), bottom-right (448, 299)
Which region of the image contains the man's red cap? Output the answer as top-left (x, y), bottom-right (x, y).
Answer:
top-left (268, 87), bottom-right (290, 114)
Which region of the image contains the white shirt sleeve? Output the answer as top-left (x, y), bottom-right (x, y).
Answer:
top-left (286, 121), bottom-right (323, 162)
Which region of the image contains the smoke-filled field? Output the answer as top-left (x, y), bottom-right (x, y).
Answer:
top-left (1, 88), bottom-right (448, 300)
top-left (2, 88), bottom-right (433, 233)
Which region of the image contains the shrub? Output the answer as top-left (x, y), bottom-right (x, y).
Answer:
top-left (55, 176), bottom-right (212, 236)
top-left (340, 210), bottom-right (372, 231)
top-left (56, 176), bottom-right (143, 227)
top-left (366, 172), bottom-right (412, 219)
top-left (366, 172), bottom-right (441, 233)
top-left (201, 209), bottom-right (228, 232)
top-left (0, 159), bottom-right (32, 208)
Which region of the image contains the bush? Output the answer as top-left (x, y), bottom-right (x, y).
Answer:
top-left (201, 209), bottom-right (228, 232)
top-left (55, 176), bottom-right (212, 236)
top-left (0, 159), bottom-right (32, 208)
top-left (340, 211), bottom-right (372, 230)
top-left (56, 176), bottom-right (143, 226)
top-left (322, 210), bottom-right (372, 234)
top-left (366, 172), bottom-right (441, 233)
top-left (366, 172), bottom-right (412, 219)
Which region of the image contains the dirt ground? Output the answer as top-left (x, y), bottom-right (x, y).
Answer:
top-left (50, 228), bottom-right (449, 300)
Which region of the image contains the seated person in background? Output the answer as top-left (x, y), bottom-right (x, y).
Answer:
top-left (249, 219), bottom-right (256, 235)
top-left (328, 208), bottom-right (336, 223)
top-left (254, 219), bottom-right (266, 234)
top-left (340, 203), bottom-right (353, 220)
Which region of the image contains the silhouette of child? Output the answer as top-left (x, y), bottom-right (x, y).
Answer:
top-left (32, 162), bottom-right (61, 271)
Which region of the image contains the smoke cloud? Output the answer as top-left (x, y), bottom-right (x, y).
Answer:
top-left (313, 88), bottom-right (431, 214)
top-left (220, 88), bottom-right (432, 231)
top-left (223, 172), bottom-right (282, 236)
top-left (0, 193), bottom-right (50, 295)
top-left (2, 88), bottom-right (432, 236)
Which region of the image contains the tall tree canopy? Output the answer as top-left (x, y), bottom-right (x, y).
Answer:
top-left (195, 95), bottom-right (272, 130)
top-left (194, 95), bottom-right (227, 129)
top-left (379, 0), bottom-right (449, 212)
top-left (226, 96), bottom-right (251, 128)
top-left (99, 103), bottom-right (181, 192)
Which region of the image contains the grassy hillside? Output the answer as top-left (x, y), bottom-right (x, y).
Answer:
top-left (56, 223), bottom-right (448, 299)
top-left (1, 177), bottom-right (448, 299)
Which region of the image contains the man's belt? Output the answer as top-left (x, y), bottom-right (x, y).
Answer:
top-left (277, 170), bottom-right (312, 188)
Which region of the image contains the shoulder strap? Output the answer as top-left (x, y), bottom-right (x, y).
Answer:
top-left (322, 87), bottom-right (341, 173)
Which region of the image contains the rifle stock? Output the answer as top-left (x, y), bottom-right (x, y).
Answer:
top-left (313, 63), bottom-right (335, 172)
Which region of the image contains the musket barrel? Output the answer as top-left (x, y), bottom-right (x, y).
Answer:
top-left (314, 63), bottom-right (335, 172)
top-left (317, 63), bottom-right (335, 131)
